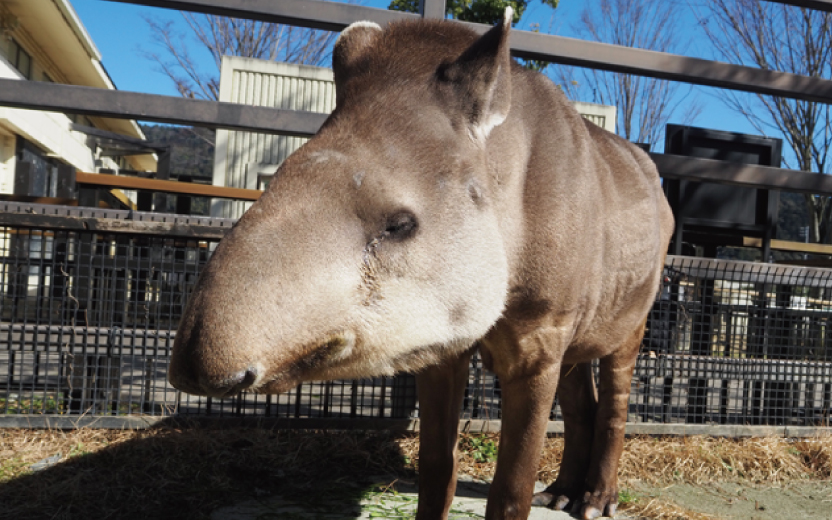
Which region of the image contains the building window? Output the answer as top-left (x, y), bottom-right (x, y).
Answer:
top-left (257, 174), bottom-right (273, 191)
top-left (15, 138), bottom-right (63, 197)
top-left (7, 38), bottom-right (32, 79)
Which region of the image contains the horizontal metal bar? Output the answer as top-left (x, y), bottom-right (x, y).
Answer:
top-left (0, 78), bottom-right (328, 135)
top-left (652, 153), bottom-right (832, 196)
top-left (0, 208), bottom-right (229, 239)
top-left (506, 31), bottom-right (832, 105)
top-left (2, 90), bottom-right (831, 197)
top-left (0, 201), bottom-right (236, 228)
top-left (668, 255), bottom-right (832, 287)
top-left (76, 171), bottom-right (262, 201)
top-left (0, 195), bottom-right (78, 206)
top-left (102, 0), bottom-right (419, 31)
top-left (775, 0), bottom-right (832, 11)
top-left (101, 0), bottom-right (832, 105)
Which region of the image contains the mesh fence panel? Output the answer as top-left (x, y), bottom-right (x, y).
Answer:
top-left (1, 203), bottom-right (830, 426)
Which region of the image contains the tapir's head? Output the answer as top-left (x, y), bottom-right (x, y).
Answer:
top-left (169, 10), bottom-right (518, 398)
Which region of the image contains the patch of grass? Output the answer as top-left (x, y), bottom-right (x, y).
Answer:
top-left (619, 488), bottom-right (639, 505)
top-left (0, 457), bottom-right (30, 483)
top-left (363, 489), bottom-right (418, 519)
top-left (463, 435), bottom-right (498, 463)
top-left (0, 393), bottom-right (65, 414)
top-left (68, 442), bottom-right (89, 458)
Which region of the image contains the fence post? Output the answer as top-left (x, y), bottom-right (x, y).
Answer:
top-left (419, 0), bottom-right (446, 19)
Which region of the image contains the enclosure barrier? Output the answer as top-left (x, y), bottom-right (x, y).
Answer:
top-left (3, 0), bottom-right (832, 433)
top-left (0, 202), bottom-right (829, 434)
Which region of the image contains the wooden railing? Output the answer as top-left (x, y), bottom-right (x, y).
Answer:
top-left (75, 171), bottom-right (262, 201)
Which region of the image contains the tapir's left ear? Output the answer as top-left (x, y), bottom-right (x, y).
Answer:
top-left (333, 21), bottom-right (383, 107)
top-left (441, 7), bottom-right (513, 141)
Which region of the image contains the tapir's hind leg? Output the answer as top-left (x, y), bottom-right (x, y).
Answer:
top-left (579, 323), bottom-right (644, 520)
top-left (531, 362), bottom-right (598, 511)
top-left (415, 350), bottom-right (472, 520)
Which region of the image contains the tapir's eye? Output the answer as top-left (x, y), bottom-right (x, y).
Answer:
top-left (384, 211), bottom-right (419, 241)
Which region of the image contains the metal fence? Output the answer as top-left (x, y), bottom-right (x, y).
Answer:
top-left (0, 202), bottom-right (830, 428)
top-left (3, 0), bottom-right (832, 431)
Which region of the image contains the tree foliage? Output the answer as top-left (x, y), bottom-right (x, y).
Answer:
top-left (388, 0), bottom-right (557, 71)
top-left (389, 0), bottom-right (557, 26)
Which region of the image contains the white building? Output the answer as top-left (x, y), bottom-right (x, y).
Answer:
top-left (0, 0), bottom-right (155, 199)
top-left (213, 56), bottom-right (616, 219)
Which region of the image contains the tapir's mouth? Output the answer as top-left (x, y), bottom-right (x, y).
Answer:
top-left (171, 331), bottom-right (360, 398)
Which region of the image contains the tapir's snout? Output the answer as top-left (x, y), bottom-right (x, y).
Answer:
top-left (168, 337), bottom-right (271, 398)
top-left (167, 309), bottom-right (272, 398)
top-left (190, 367), bottom-right (259, 399)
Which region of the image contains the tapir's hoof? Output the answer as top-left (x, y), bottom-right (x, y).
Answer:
top-left (530, 491), bottom-right (554, 507)
top-left (530, 486), bottom-right (579, 511)
top-left (579, 490), bottom-right (618, 519)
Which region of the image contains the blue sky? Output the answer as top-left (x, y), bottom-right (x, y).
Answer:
top-left (69, 0), bottom-right (758, 142)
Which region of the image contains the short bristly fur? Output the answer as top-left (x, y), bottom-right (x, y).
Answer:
top-left (170, 10), bottom-right (673, 520)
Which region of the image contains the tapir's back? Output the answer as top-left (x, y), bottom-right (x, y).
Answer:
top-left (493, 68), bottom-right (674, 353)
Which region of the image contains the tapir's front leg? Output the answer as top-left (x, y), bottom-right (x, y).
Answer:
top-left (415, 350), bottom-right (473, 520)
top-left (532, 362), bottom-right (598, 511)
top-left (483, 326), bottom-right (561, 520)
top-left (485, 368), bottom-right (559, 519)
top-left (580, 323), bottom-right (644, 520)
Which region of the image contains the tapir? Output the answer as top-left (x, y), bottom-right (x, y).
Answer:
top-left (169, 8), bottom-right (673, 520)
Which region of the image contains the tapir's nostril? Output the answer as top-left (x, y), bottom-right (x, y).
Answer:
top-left (206, 367), bottom-right (259, 398)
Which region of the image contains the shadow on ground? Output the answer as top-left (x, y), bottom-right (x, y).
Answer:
top-left (0, 418), bottom-right (416, 520)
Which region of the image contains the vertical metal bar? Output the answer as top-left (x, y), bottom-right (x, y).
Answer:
top-left (378, 377), bottom-right (387, 419)
top-left (419, 0), bottom-right (445, 19)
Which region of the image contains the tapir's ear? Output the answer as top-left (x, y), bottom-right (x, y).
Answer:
top-left (333, 21), bottom-right (383, 106)
top-left (440, 7), bottom-right (513, 142)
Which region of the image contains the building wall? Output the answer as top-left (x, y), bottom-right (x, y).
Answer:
top-left (572, 101), bottom-right (617, 134)
top-left (0, 131), bottom-right (15, 194)
top-left (212, 57), bottom-right (336, 218)
top-left (0, 1), bottom-right (154, 198)
top-left (213, 58), bottom-right (617, 218)
top-left (0, 54), bottom-right (100, 193)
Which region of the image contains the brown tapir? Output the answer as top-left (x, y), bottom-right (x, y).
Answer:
top-left (169, 7), bottom-right (673, 520)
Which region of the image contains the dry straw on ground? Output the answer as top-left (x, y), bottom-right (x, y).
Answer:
top-left (1, 425), bottom-right (830, 520)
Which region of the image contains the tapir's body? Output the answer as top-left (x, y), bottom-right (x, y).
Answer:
top-left (170, 10), bottom-right (673, 520)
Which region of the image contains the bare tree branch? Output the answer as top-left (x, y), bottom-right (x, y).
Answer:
top-left (143, 13), bottom-right (337, 102)
top-left (555, 0), bottom-right (701, 149)
top-left (693, 0), bottom-right (832, 243)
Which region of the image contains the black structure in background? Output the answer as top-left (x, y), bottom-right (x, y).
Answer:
top-left (661, 125), bottom-right (793, 424)
top-left (663, 124), bottom-right (783, 260)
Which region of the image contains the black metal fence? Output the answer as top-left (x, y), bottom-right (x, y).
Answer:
top-left (0, 202), bottom-right (830, 428)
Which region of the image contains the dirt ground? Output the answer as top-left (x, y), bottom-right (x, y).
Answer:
top-left (0, 424), bottom-right (830, 519)
top-left (625, 480), bottom-right (832, 520)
